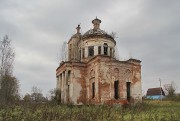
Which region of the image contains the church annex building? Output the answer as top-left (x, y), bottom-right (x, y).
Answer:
top-left (56, 18), bottom-right (142, 105)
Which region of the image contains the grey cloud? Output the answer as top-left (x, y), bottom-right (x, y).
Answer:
top-left (0, 0), bottom-right (180, 95)
top-left (108, 0), bottom-right (180, 93)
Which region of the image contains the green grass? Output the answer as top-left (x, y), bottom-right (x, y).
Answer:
top-left (0, 100), bottom-right (180, 121)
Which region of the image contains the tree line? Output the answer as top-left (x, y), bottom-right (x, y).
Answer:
top-left (0, 35), bottom-right (57, 104)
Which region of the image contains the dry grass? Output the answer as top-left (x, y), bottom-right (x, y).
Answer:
top-left (0, 100), bottom-right (180, 121)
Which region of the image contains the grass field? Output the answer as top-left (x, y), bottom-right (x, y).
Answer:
top-left (0, 100), bottom-right (180, 121)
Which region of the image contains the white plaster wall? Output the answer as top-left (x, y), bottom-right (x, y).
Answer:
top-left (131, 81), bottom-right (142, 102)
top-left (71, 69), bottom-right (82, 104)
top-left (72, 80), bottom-right (81, 104)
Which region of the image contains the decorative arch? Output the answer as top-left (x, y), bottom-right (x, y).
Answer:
top-left (114, 68), bottom-right (119, 79)
top-left (90, 69), bottom-right (95, 78)
top-left (125, 69), bottom-right (132, 82)
top-left (114, 68), bottom-right (119, 73)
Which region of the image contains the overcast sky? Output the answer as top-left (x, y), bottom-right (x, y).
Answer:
top-left (0, 0), bottom-right (180, 97)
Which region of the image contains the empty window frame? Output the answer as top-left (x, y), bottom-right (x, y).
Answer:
top-left (82, 48), bottom-right (85, 58)
top-left (114, 80), bottom-right (119, 99)
top-left (98, 46), bottom-right (101, 55)
top-left (79, 49), bottom-right (81, 60)
top-left (104, 43), bottom-right (108, 55)
top-left (88, 46), bottom-right (94, 57)
top-left (126, 82), bottom-right (131, 101)
top-left (92, 82), bottom-right (95, 98)
top-left (67, 85), bottom-right (70, 102)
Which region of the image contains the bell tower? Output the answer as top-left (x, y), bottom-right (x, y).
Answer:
top-left (68, 25), bottom-right (81, 61)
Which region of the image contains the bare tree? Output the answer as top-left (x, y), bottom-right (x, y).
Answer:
top-left (31, 86), bottom-right (47, 102)
top-left (164, 81), bottom-right (176, 98)
top-left (0, 35), bottom-right (19, 104)
top-left (110, 32), bottom-right (117, 39)
top-left (49, 88), bottom-right (61, 102)
top-left (58, 41), bottom-right (67, 63)
top-left (0, 35), bottom-right (15, 76)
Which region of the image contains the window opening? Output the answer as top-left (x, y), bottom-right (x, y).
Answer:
top-left (104, 43), bottom-right (108, 55)
top-left (82, 48), bottom-right (85, 58)
top-left (98, 46), bottom-right (101, 54)
top-left (92, 82), bottom-right (95, 98)
top-left (67, 85), bottom-right (70, 103)
top-left (126, 82), bottom-right (131, 101)
top-left (88, 46), bottom-right (94, 57)
top-left (79, 50), bottom-right (81, 60)
top-left (114, 80), bottom-right (119, 99)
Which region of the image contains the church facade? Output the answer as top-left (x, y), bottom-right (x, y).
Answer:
top-left (56, 18), bottom-right (142, 105)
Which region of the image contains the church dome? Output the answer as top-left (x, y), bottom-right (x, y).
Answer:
top-left (83, 28), bottom-right (107, 36)
top-left (82, 17), bottom-right (116, 45)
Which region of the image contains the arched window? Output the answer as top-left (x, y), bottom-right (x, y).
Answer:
top-left (104, 43), bottom-right (108, 55)
top-left (114, 68), bottom-right (119, 78)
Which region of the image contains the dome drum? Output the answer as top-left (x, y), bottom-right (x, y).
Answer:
top-left (67, 17), bottom-right (116, 62)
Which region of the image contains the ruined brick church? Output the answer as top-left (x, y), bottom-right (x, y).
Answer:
top-left (56, 18), bottom-right (142, 105)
